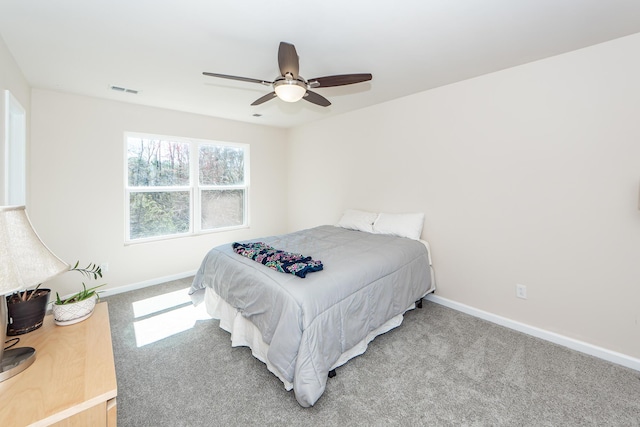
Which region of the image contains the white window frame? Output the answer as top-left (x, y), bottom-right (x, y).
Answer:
top-left (124, 132), bottom-right (250, 244)
top-left (4, 90), bottom-right (27, 205)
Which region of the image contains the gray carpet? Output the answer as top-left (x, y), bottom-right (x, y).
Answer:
top-left (105, 278), bottom-right (640, 426)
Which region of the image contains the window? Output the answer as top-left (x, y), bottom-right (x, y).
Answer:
top-left (125, 133), bottom-right (248, 242)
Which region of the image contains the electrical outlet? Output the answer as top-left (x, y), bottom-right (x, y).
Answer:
top-left (516, 284), bottom-right (527, 299)
top-left (100, 263), bottom-right (109, 274)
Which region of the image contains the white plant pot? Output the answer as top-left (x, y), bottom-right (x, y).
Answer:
top-left (52, 295), bottom-right (98, 326)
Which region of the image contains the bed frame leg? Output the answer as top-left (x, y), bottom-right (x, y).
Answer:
top-left (415, 298), bottom-right (423, 309)
top-left (328, 369), bottom-right (336, 378)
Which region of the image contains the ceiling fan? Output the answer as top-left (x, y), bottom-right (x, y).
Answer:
top-left (203, 42), bottom-right (372, 107)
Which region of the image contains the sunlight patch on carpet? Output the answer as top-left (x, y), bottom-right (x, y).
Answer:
top-left (132, 287), bottom-right (211, 347)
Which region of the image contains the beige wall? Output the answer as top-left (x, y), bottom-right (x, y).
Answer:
top-left (0, 35), bottom-right (30, 204)
top-left (29, 89), bottom-right (289, 296)
top-left (287, 33), bottom-right (640, 359)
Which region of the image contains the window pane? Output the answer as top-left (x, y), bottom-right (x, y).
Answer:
top-left (129, 191), bottom-right (190, 239)
top-left (128, 137), bottom-right (190, 187)
top-left (201, 189), bottom-right (244, 229)
top-left (199, 145), bottom-right (244, 185)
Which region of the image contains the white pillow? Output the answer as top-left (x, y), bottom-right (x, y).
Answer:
top-left (336, 209), bottom-right (378, 233)
top-left (373, 212), bottom-right (425, 240)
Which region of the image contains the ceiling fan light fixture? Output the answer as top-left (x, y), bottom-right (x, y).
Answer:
top-left (274, 79), bottom-right (307, 102)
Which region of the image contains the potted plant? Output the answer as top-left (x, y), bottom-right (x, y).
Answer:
top-left (52, 261), bottom-right (105, 326)
top-left (5, 284), bottom-right (52, 336)
top-left (5, 261), bottom-right (105, 333)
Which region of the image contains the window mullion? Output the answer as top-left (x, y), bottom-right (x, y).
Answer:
top-left (127, 186), bottom-right (191, 192)
top-left (192, 143), bottom-right (200, 233)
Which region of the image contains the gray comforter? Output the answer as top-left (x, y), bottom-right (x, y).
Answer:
top-left (189, 225), bottom-right (432, 407)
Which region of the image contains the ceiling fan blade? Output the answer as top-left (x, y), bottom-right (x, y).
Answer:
top-left (308, 73), bottom-right (372, 88)
top-left (203, 72), bottom-right (270, 85)
top-left (303, 90), bottom-right (331, 107)
top-left (251, 92), bottom-right (277, 106)
top-left (278, 42), bottom-right (299, 79)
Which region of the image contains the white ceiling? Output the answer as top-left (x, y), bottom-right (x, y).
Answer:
top-left (2, 0), bottom-right (640, 129)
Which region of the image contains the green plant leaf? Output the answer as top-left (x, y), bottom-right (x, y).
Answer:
top-left (52, 261), bottom-right (107, 305)
top-left (53, 283), bottom-right (106, 305)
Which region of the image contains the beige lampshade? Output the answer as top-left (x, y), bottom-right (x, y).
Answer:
top-left (0, 206), bottom-right (69, 295)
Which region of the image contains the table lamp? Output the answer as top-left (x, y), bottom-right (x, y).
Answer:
top-left (0, 206), bottom-right (69, 382)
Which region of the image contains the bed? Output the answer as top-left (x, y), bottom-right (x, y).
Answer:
top-left (189, 213), bottom-right (435, 407)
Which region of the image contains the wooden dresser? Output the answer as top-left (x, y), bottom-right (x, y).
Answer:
top-left (0, 302), bottom-right (117, 426)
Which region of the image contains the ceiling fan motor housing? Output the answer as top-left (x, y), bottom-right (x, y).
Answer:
top-left (273, 76), bottom-right (308, 102)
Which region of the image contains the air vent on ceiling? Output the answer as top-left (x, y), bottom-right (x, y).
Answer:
top-left (110, 85), bottom-right (139, 94)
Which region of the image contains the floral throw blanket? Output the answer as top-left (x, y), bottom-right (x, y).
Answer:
top-left (232, 242), bottom-right (324, 278)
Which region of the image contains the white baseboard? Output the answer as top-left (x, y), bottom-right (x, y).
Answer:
top-left (424, 294), bottom-right (640, 372)
top-left (100, 270), bottom-right (198, 298)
